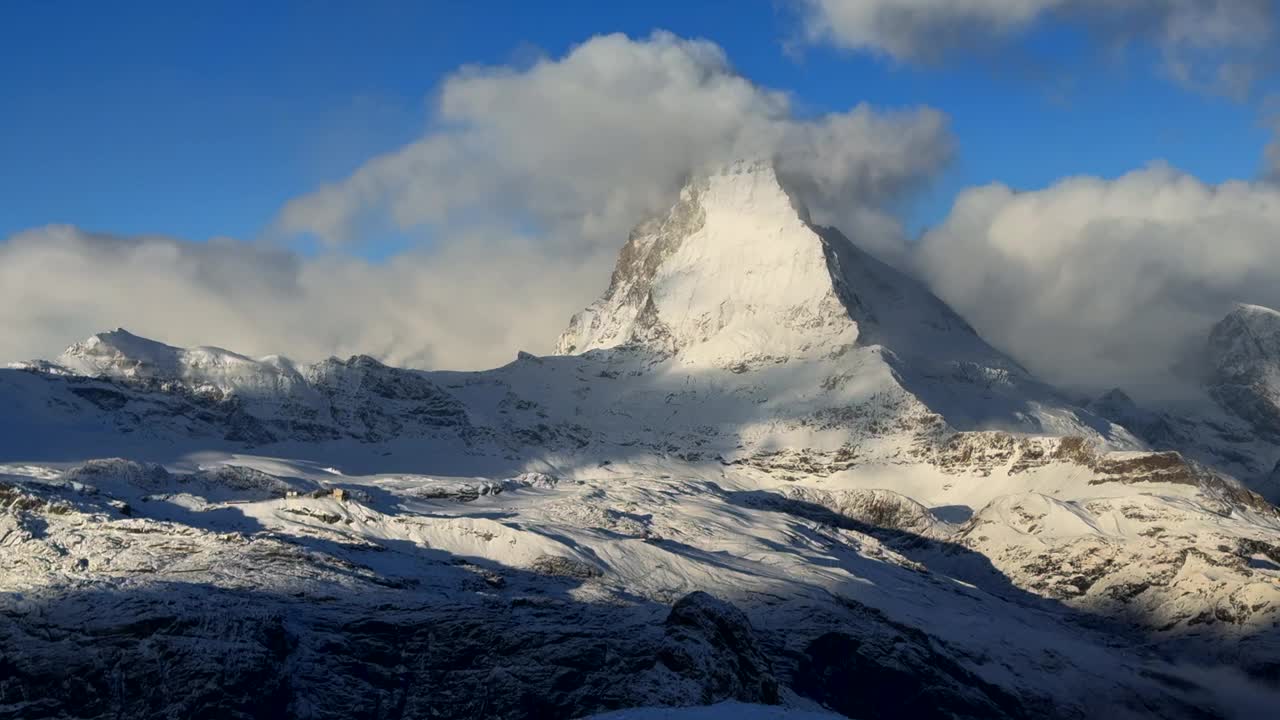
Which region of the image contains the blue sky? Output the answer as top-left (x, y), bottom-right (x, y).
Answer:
top-left (1, 0), bottom-right (1274, 244)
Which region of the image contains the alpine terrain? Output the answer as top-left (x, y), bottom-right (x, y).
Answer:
top-left (3, 162), bottom-right (1279, 719)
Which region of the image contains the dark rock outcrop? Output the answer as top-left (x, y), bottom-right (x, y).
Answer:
top-left (657, 591), bottom-right (779, 706)
top-left (795, 630), bottom-right (1027, 720)
top-left (0, 588), bottom-right (789, 720)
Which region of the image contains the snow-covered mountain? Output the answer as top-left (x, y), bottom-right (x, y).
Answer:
top-left (557, 160), bottom-right (1121, 440)
top-left (1085, 303), bottom-right (1280, 501)
top-left (1208, 304), bottom-right (1280, 443)
top-left (3, 163), bottom-right (1280, 719)
top-left (7, 329), bottom-right (473, 446)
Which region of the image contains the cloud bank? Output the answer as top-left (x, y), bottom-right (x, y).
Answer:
top-left (0, 225), bottom-right (603, 370)
top-left (915, 165), bottom-right (1280, 404)
top-left (799, 0), bottom-right (1275, 97)
top-left (1, 32), bottom-right (952, 369)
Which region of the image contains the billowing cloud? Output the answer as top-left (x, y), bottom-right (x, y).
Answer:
top-left (914, 164), bottom-right (1280, 404)
top-left (775, 106), bottom-right (952, 260)
top-left (799, 0), bottom-right (1051, 61)
top-left (276, 31), bottom-right (952, 261)
top-left (799, 0), bottom-right (1275, 97)
top-left (2, 32), bottom-right (952, 369)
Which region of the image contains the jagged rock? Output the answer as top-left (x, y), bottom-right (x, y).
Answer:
top-left (783, 487), bottom-right (941, 536)
top-left (657, 592), bottom-right (779, 706)
top-left (0, 587), bottom-right (798, 720)
top-left (795, 630), bottom-right (1027, 719)
top-left (530, 554), bottom-right (602, 580)
top-left (62, 458), bottom-right (173, 492)
top-left (506, 471), bottom-right (560, 489)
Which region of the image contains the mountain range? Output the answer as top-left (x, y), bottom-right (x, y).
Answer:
top-left (2, 162), bottom-right (1279, 719)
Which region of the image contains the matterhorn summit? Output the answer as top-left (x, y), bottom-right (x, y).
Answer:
top-left (558, 159), bottom-right (1117, 439)
top-left (558, 160), bottom-right (999, 369)
top-left (557, 159), bottom-right (858, 365)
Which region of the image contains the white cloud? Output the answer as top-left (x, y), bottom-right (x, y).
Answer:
top-left (775, 106), bottom-right (952, 260)
top-left (914, 164), bottom-right (1280, 404)
top-left (2, 32), bottom-right (952, 370)
top-left (0, 225), bottom-right (601, 370)
top-left (799, 0), bottom-right (1051, 61)
top-left (278, 32), bottom-right (951, 259)
top-left (799, 0), bottom-right (1275, 97)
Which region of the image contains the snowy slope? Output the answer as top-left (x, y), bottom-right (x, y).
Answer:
top-left (3, 448), bottom-right (1276, 719)
top-left (2, 162), bottom-right (1280, 719)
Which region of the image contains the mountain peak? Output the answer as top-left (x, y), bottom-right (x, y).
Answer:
top-left (556, 159), bottom-right (1011, 373)
top-left (697, 158), bottom-right (811, 218)
top-left (1208, 302), bottom-right (1280, 383)
top-left (55, 329), bottom-right (300, 395)
top-left (77, 327), bottom-right (168, 351)
top-left (1231, 302), bottom-right (1280, 319)
top-left (59, 328), bottom-right (185, 379)
top-left (1204, 302), bottom-right (1280, 445)
top-left (555, 160), bottom-right (855, 364)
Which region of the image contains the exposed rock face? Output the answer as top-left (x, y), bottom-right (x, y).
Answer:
top-left (556, 173), bottom-right (709, 358)
top-left (1208, 304), bottom-right (1280, 442)
top-left (737, 486), bottom-right (943, 539)
top-left (1208, 304), bottom-right (1280, 383)
top-left (657, 591), bottom-right (779, 706)
top-left (782, 487), bottom-right (941, 537)
top-left (1078, 305), bottom-right (1280, 500)
top-left (305, 354), bottom-right (472, 442)
top-left (795, 629), bottom-right (1028, 720)
top-left (1088, 388), bottom-right (1189, 450)
top-left (0, 593), bottom-right (296, 720)
top-left (0, 578), bottom-right (920, 720)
